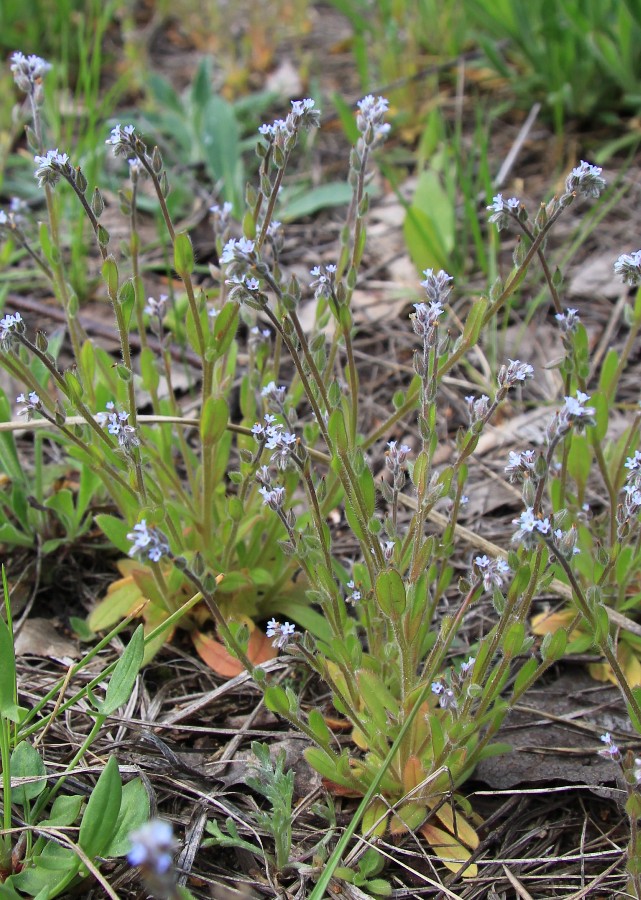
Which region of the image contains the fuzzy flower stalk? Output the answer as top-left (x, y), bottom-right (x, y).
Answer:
top-left (411, 269), bottom-right (452, 421)
top-left (10, 51), bottom-right (51, 150)
top-left (597, 734), bottom-right (641, 898)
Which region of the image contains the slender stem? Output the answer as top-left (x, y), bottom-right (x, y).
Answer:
top-left (550, 538), bottom-right (641, 725)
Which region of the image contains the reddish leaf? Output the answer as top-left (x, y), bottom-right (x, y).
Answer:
top-left (192, 626), bottom-right (276, 677)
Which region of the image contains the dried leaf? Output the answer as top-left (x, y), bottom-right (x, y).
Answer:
top-left (192, 626), bottom-right (276, 677)
top-left (419, 822), bottom-right (477, 877)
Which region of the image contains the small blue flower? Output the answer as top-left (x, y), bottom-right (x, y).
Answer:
top-left (127, 819), bottom-right (177, 874)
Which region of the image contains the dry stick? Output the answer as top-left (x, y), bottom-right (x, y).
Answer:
top-left (493, 103), bottom-right (542, 190)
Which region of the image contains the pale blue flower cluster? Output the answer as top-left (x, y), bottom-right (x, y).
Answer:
top-left (34, 149), bottom-right (70, 188)
top-left (565, 160), bottom-right (606, 199)
top-left (266, 618), bottom-right (297, 649)
top-left (497, 359), bottom-right (534, 387)
top-left (614, 250), bottom-right (641, 286)
top-left (309, 264), bottom-right (337, 300)
top-left (0, 312), bottom-right (23, 349)
top-left (356, 95), bottom-right (391, 147)
top-left (474, 555), bottom-right (511, 592)
top-left (127, 520), bottom-right (169, 563)
top-left (512, 507), bottom-right (551, 545)
top-left (487, 194), bottom-right (520, 230)
top-left (16, 391), bottom-right (40, 420)
top-left (258, 98), bottom-right (320, 149)
top-left (252, 415), bottom-right (298, 470)
top-left (10, 51), bottom-right (51, 96)
top-left (96, 402), bottom-right (140, 451)
top-left (105, 124), bottom-right (137, 156)
top-left (346, 579), bottom-right (361, 605)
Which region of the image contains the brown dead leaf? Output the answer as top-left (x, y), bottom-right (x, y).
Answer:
top-left (192, 626), bottom-right (276, 677)
top-left (14, 618), bottom-right (79, 661)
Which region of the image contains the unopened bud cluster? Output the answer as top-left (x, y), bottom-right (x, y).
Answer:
top-left (546, 391), bottom-right (596, 442)
top-left (431, 656), bottom-right (477, 714)
top-left (10, 51), bottom-right (51, 103)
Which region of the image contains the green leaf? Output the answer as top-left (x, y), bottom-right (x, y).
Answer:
top-left (264, 685), bottom-right (289, 717)
top-left (304, 746), bottom-right (355, 789)
top-left (403, 206), bottom-right (449, 272)
top-left (541, 627), bottom-right (567, 662)
top-left (95, 514), bottom-right (132, 555)
top-left (0, 388), bottom-right (25, 484)
top-left (598, 347), bottom-right (619, 398)
top-left (359, 466), bottom-right (376, 519)
top-left (461, 297), bottom-right (488, 347)
top-left (98, 625), bottom-right (144, 715)
top-left (502, 621), bottom-right (525, 658)
top-left (40, 793), bottom-right (84, 827)
top-left (327, 409), bottom-right (349, 454)
top-left (102, 255), bottom-right (119, 299)
top-left (375, 569), bottom-right (407, 617)
top-left (281, 182), bottom-right (353, 221)
top-left (103, 778), bottom-right (150, 857)
top-left (201, 95), bottom-right (242, 209)
top-left (11, 844), bottom-right (79, 898)
top-left (117, 278), bottom-right (136, 329)
top-left (271, 599), bottom-right (333, 643)
top-left (331, 92), bottom-right (360, 143)
top-left (307, 709), bottom-right (333, 748)
top-left (10, 741), bottom-right (47, 805)
top-left (78, 755), bottom-right (122, 859)
top-left (200, 397), bottom-right (229, 447)
top-left (140, 346), bottom-right (160, 393)
top-left (190, 58), bottom-right (212, 108)
top-left (174, 232), bottom-right (194, 277)
top-left (211, 301), bottom-right (239, 359)
top-left (512, 656), bottom-right (538, 695)
top-left (356, 669), bottom-right (399, 729)
top-left (0, 614), bottom-right (19, 720)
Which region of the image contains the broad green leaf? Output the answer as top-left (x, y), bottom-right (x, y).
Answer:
top-left (359, 466), bottom-right (376, 519)
top-left (271, 599), bottom-right (332, 643)
top-left (264, 685), bottom-right (289, 716)
top-left (375, 569), bottom-right (407, 617)
top-left (103, 778), bottom-right (150, 857)
top-left (304, 746), bottom-right (355, 789)
top-left (403, 206), bottom-right (449, 273)
top-left (95, 514), bottom-right (132, 556)
top-left (200, 396), bottom-right (229, 447)
top-left (502, 621), bottom-right (525, 657)
top-left (281, 182), bottom-right (353, 221)
top-left (102, 255), bottom-right (118, 298)
top-left (174, 232), bottom-right (194, 277)
top-left (307, 709), bottom-right (333, 748)
top-left (201, 95), bottom-right (242, 208)
top-left (10, 741), bottom-right (47, 805)
top-left (211, 301), bottom-right (239, 359)
top-left (78, 755), bottom-right (122, 859)
top-left (513, 656), bottom-right (538, 695)
top-left (40, 793), bottom-right (84, 828)
top-left (11, 844), bottom-right (79, 897)
top-left (598, 347), bottom-right (619, 398)
top-left (327, 409), bottom-right (349, 454)
top-left (0, 388), bottom-right (25, 483)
